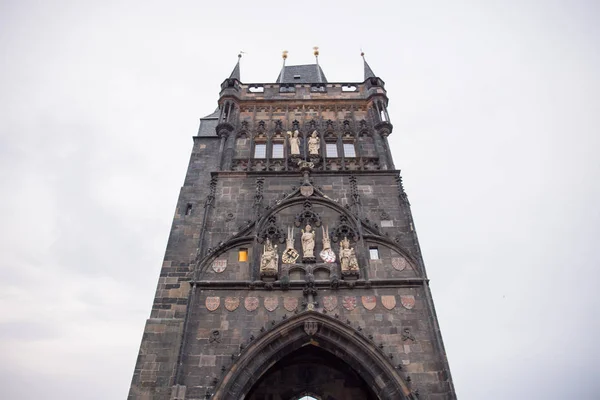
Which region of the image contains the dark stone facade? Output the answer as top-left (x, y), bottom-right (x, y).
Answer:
top-left (128, 62), bottom-right (456, 400)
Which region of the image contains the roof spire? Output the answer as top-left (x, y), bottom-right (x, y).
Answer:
top-left (314, 46), bottom-right (323, 83)
top-left (361, 50), bottom-right (376, 80)
top-left (277, 50), bottom-right (288, 83)
top-left (228, 52), bottom-right (243, 81)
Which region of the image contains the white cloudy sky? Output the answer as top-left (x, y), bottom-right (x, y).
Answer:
top-left (1, 1), bottom-right (599, 399)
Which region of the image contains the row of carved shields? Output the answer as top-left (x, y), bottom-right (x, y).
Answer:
top-left (204, 295), bottom-right (416, 312)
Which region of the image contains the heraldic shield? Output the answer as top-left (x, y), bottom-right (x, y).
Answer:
top-left (381, 295), bottom-right (397, 310)
top-left (284, 297), bottom-right (298, 312)
top-left (361, 295), bottom-right (377, 310)
top-left (264, 296), bottom-right (279, 312)
top-left (342, 296), bottom-right (357, 311)
top-left (225, 297), bottom-right (240, 311)
top-left (400, 295), bottom-right (415, 310)
top-left (244, 297), bottom-right (259, 312)
top-left (323, 296), bottom-right (337, 311)
top-left (205, 297), bottom-right (220, 311)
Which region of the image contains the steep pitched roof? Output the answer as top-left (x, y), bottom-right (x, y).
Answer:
top-left (363, 58), bottom-right (376, 80)
top-left (229, 56), bottom-right (241, 81)
top-left (276, 64), bottom-right (328, 84)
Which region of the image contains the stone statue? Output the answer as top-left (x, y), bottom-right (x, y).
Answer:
top-left (260, 238), bottom-right (279, 277)
top-left (319, 225), bottom-right (336, 263)
top-left (308, 130), bottom-right (320, 155)
top-left (301, 224), bottom-right (316, 258)
top-left (287, 130), bottom-right (300, 155)
top-left (339, 236), bottom-right (359, 274)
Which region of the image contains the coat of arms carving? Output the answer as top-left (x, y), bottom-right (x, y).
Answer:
top-left (212, 259), bottom-right (227, 273)
top-left (205, 296), bottom-right (220, 312)
top-left (400, 295), bottom-right (416, 310)
top-left (361, 295), bottom-right (377, 310)
top-left (381, 295), bottom-right (397, 310)
top-left (342, 296), bottom-right (357, 311)
top-left (264, 296), bottom-right (279, 312)
top-left (225, 297), bottom-right (240, 312)
top-left (300, 184), bottom-right (314, 197)
top-left (304, 320), bottom-right (318, 336)
top-left (283, 297), bottom-right (298, 312)
top-left (244, 297), bottom-right (259, 312)
top-left (392, 257), bottom-right (407, 272)
top-left (323, 296), bottom-right (338, 311)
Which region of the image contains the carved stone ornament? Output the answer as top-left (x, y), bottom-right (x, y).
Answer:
top-left (212, 259), bottom-right (227, 273)
top-left (225, 297), bottom-right (240, 312)
top-left (392, 257), bottom-right (407, 272)
top-left (400, 295), bottom-right (416, 310)
top-left (339, 237), bottom-right (359, 278)
top-left (283, 297), bottom-right (298, 312)
top-left (209, 330), bottom-right (221, 343)
top-left (258, 215), bottom-right (287, 244)
top-left (381, 295), bottom-right (397, 310)
top-left (331, 215), bottom-right (358, 243)
top-left (361, 295), bottom-right (377, 311)
top-left (300, 183), bottom-right (314, 197)
top-left (301, 224), bottom-right (316, 260)
top-left (205, 297), bottom-right (220, 312)
top-left (319, 225), bottom-right (336, 263)
top-left (264, 296), bottom-right (279, 312)
top-left (282, 226), bottom-right (300, 264)
top-left (323, 296), bottom-right (338, 312)
top-left (342, 296), bottom-right (357, 311)
top-left (294, 201), bottom-right (322, 228)
top-left (304, 320), bottom-right (319, 336)
top-left (402, 327), bottom-right (416, 342)
top-left (244, 297), bottom-right (259, 311)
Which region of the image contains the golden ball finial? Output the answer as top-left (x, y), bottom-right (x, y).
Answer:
top-left (313, 46), bottom-right (319, 56)
top-left (282, 50), bottom-right (288, 59)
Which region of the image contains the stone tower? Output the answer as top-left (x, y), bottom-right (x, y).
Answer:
top-left (128, 51), bottom-right (456, 400)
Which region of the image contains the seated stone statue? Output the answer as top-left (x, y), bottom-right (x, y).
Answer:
top-left (339, 237), bottom-right (359, 275)
top-left (260, 238), bottom-right (279, 277)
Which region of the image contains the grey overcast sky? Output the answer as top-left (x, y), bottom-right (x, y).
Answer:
top-left (1, 1), bottom-right (599, 399)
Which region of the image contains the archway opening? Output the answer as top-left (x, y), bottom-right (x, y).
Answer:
top-left (246, 345), bottom-right (378, 400)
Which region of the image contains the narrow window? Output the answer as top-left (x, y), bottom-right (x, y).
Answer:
top-left (185, 203), bottom-right (193, 216)
top-left (238, 248), bottom-right (248, 262)
top-left (326, 143), bottom-right (338, 158)
top-left (343, 143), bottom-right (356, 158)
top-left (369, 247), bottom-right (379, 260)
top-left (254, 143), bottom-right (266, 159)
top-left (272, 143), bottom-right (284, 158)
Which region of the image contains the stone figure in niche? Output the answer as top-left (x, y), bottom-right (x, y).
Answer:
top-left (339, 236), bottom-right (359, 275)
top-left (301, 224), bottom-right (316, 259)
top-left (287, 130), bottom-right (300, 155)
top-left (308, 130), bottom-right (320, 155)
top-left (319, 225), bottom-right (336, 263)
top-left (260, 238), bottom-right (279, 277)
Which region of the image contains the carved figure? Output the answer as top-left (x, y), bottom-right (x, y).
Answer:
top-left (301, 224), bottom-right (316, 258)
top-left (339, 237), bottom-right (359, 273)
top-left (260, 238), bottom-right (279, 276)
top-left (287, 130), bottom-right (300, 155)
top-left (308, 130), bottom-right (320, 155)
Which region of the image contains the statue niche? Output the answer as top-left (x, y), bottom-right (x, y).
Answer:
top-left (260, 238), bottom-right (279, 280)
top-left (301, 224), bottom-right (316, 263)
top-left (339, 236), bottom-right (359, 279)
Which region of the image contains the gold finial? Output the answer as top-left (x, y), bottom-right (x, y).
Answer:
top-left (313, 46), bottom-right (319, 56)
top-left (282, 50), bottom-right (288, 59)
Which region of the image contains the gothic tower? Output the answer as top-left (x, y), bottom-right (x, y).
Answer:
top-left (128, 51), bottom-right (456, 400)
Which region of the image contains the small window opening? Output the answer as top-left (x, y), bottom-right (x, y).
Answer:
top-left (254, 143), bottom-right (266, 159)
top-left (380, 109), bottom-right (387, 122)
top-left (185, 203), bottom-right (193, 216)
top-left (342, 85), bottom-right (357, 92)
top-left (238, 248), bottom-right (248, 262)
top-left (272, 143), bottom-right (284, 158)
top-left (369, 247), bottom-right (379, 260)
top-left (343, 143), bottom-right (356, 158)
top-left (326, 143), bottom-right (338, 158)
top-left (248, 85), bottom-right (264, 93)
top-left (293, 75), bottom-right (301, 80)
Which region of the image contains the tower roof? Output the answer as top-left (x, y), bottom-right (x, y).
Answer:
top-left (228, 54), bottom-right (242, 81)
top-left (362, 53), bottom-right (376, 80)
top-left (276, 64), bottom-right (328, 84)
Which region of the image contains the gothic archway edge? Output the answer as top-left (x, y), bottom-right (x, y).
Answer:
top-left (212, 311), bottom-right (414, 400)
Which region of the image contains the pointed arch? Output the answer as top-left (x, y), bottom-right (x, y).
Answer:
top-left (212, 312), bottom-right (414, 400)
